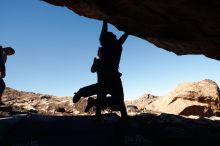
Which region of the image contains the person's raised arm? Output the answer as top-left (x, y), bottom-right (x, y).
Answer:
top-left (118, 32), bottom-right (128, 45)
top-left (99, 20), bottom-right (108, 41)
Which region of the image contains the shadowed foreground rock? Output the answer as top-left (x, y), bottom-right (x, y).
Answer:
top-left (0, 113), bottom-right (220, 146)
top-left (43, 0), bottom-right (220, 61)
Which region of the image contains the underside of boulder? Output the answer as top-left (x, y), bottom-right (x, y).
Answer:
top-left (43, 0), bottom-right (220, 61)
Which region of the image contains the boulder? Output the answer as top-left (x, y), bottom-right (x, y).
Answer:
top-left (43, 0), bottom-right (220, 61)
top-left (126, 94), bottom-right (159, 110)
top-left (126, 105), bottom-right (139, 113)
top-left (74, 97), bottom-right (121, 114)
top-left (74, 97), bottom-right (96, 114)
top-left (146, 79), bottom-right (220, 117)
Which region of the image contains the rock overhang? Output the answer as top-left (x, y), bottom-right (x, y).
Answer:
top-left (43, 0), bottom-right (220, 61)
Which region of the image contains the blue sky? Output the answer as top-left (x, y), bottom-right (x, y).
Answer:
top-left (1, 0), bottom-right (220, 99)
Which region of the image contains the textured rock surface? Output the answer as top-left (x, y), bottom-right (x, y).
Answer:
top-left (145, 79), bottom-right (220, 117)
top-left (1, 88), bottom-right (126, 116)
top-left (2, 79), bottom-right (220, 118)
top-left (126, 94), bottom-right (159, 110)
top-left (1, 87), bottom-right (75, 116)
top-left (75, 96), bottom-right (122, 114)
top-left (43, 0), bottom-right (220, 61)
top-left (1, 113), bottom-right (220, 146)
top-left (74, 97), bottom-right (95, 114)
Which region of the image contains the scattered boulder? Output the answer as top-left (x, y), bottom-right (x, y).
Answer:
top-left (0, 106), bottom-right (12, 113)
top-left (74, 97), bottom-right (96, 114)
top-left (105, 105), bottom-right (120, 112)
top-left (127, 105), bottom-right (139, 113)
top-left (40, 95), bottom-right (51, 100)
top-left (74, 97), bottom-right (122, 114)
top-left (55, 107), bottom-right (66, 113)
top-left (126, 94), bottom-right (159, 110)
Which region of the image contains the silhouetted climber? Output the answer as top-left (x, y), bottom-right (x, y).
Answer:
top-left (73, 21), bottom-right (128, 119)
top-left (0, 46), bottom-right (15, 105)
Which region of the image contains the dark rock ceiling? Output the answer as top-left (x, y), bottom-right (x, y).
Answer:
top-left (43, 0), bottom-right (220, 61)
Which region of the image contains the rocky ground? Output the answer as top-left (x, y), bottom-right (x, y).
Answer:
top-left (0, 87), bottom-right (75, 117)
top-left (1, 113), bottom-right (220, 146)
top-left (0, 79), bottom-right (220, 146)
top-left (1, 79), bottom-right (220, 119)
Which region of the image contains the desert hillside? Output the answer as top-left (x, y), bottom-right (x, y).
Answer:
top-left (1, 87), bottom-right (75, 116)
top-left (1, 79), bottom-right (220, 119)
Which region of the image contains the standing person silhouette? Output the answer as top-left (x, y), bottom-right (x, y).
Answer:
top-left (73, 21), bottom-right (128, 120)
top-left (0, 46), bottom-right (15, 105)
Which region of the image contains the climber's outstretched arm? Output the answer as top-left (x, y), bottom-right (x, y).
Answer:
top-left (118, 32), bottom-right (128, 45)
top-left (99, 20), bottom-right (108, 41)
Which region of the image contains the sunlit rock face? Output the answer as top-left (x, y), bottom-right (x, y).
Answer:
top-left (1, 87), bottom-right (75, 116)
top-left (145, 79), bottom-right (220, 117)
top-left (43, 0), bottom-right (220, 61)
